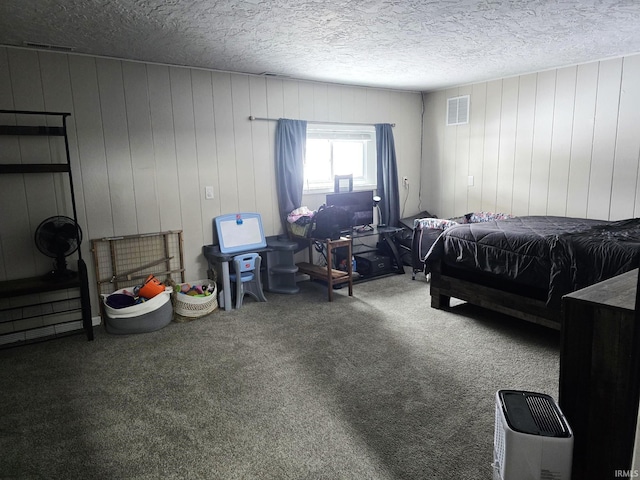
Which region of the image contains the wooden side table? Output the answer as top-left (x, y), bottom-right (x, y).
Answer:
top-left (296, 237), bottom-right (353, 301)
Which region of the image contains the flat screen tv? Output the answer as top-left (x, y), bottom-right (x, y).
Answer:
top-left (325, 190), bottom-right (374, 231)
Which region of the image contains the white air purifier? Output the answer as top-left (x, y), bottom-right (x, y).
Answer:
top-left (493, 390), bottom-right (573, 480)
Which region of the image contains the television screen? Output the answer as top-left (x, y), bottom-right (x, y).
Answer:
top-left (325, 190), bottom-right (374, 230)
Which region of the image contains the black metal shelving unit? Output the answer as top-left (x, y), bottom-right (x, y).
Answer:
top-left (0, 110), bottom-right (93, 346)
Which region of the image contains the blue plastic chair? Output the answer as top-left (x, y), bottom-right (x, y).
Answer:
top-left (229, 253), bottom-right (267, 309)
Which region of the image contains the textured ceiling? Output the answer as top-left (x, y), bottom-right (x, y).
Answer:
top-left (1, 0), bottom-right (640, 91)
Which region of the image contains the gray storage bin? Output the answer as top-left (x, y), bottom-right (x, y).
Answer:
top-left (103, 289), bottom-right (173, 334)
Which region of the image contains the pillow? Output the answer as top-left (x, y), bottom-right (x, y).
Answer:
top-left (467, 212), bottom-right (514, 223)
top-left (449, 215), bottom-right (470, 225)
top-left (415, 217), bottom-right (460, 230)
top-left (399, 210), bottom-right (436, 230)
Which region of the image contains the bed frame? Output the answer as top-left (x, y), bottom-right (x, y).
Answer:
top-left (429, 259), bottom-right (562, 330)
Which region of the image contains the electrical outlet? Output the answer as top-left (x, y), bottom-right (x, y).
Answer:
top-left (205, 186), bottom-right (214, 200)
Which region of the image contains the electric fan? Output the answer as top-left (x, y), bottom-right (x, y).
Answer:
top-left (34, 215), bottom-right (82, 281)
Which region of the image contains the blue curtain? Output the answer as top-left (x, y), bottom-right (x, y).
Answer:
top-left (375, 123), bottom-right (400, 227)
top-left (276, 118), bottom-right (307, 229)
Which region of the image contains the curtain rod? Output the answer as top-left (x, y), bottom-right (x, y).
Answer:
top-left (248, 116), bottom-right (395, 127)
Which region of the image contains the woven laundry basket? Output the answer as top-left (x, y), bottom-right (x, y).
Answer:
top-left (287, 221), bottom-right (310, 239)
top-left (173, 280), bottom-right (218, 321)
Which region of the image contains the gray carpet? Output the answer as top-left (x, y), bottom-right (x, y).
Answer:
top-left (0, 269), bottom-right (560, 479)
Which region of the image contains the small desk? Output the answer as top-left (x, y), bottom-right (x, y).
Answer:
top-left (202, 245), bottom-right (270, 311)
top-left (296, 237), bottom-right (353, 301)
top-left (202, 236), bottom-right (299, 311)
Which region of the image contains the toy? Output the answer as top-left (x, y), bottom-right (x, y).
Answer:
top-left (139, 274), bottom-right (165, 299)
top-left (175, 282), bottom-right (216, 298)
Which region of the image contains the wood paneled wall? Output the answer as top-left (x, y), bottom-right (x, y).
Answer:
top-left (421, 54), bottom-right (640, 221)
top-left (0, 46), bottom-right (423, 316)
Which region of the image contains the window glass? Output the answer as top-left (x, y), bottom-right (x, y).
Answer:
top-left (333, 142), bottom-right (364, 177)
top-left (305, 139), bottom-right (332, 184)
top-left (304, 124), bottom-right (376, 192)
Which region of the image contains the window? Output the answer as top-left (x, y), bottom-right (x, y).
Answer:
top-left (304, 124), bottom-right (376, 192)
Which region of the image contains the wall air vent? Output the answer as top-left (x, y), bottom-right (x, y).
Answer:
top-left (23, 42), bottom-right (75, 52)
top-left (447, 95), bottom-right (470, 126)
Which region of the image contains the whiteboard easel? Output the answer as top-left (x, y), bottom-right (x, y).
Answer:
top-left (214, 213), bottom-right (267, 254)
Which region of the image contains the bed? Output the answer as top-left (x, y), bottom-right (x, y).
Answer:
top-left (422, 215), bottom-right (640, 329)
top-left (410, 212), bottom-right (513, 279)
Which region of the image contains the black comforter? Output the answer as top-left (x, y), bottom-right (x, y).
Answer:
top-left (425, 216), bottom-right (640, 307)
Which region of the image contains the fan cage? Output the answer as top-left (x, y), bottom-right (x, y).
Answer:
top-left (34, 215), bottom-right (83, 280)
top-left (34, 215), bottom-right (82, 257)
